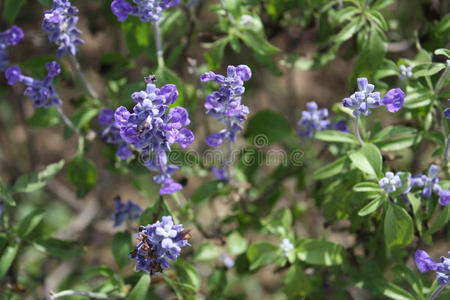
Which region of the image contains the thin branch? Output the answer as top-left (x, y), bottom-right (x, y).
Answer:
top-left (49, 290), bottom-right (109, 300)
top-left (68, 55), bottom-right (99, 100)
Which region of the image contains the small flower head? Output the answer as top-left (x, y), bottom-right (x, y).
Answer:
top-left (410, 164), bottom-right (445, 200)
top-left (0, 25), bottom-right (24, 71)
top-left (42, 0), bottom-right (84, 57)
top-left (129, 216), bottom-right (190, 275)
top-left (439, 190), bottom-right (450, 206)
top-left (381, 88), bottom-right (405, 113)
top-left (415, 250), bottom-right (437, 273)
top-left (0, 197), bottom-right (3, 216)
top-left (112, 196), bottom-right (142, 227)
top-left (444, 100), bottom-right (450, 119)
top-left (279, 238), bottom-right (294, 258)
top-left (297, 101), bottom-right (331, 138)
top-left (379, 172), bottom-right (402, 194)
top-left (111, 0), bottom-right (180, 23)
top-left (399, 64), bottom-right (413, 80)
top-left (332, 120), bottom-right (350, 133)
top-left (5, 62), bottom-right (62, 108)
top-left (342, 77), bottom-right (380, 116)
top-left (221, 253), bottom-right (235, 269)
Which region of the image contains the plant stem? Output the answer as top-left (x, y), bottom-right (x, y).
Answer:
top-left (428, 285), bottom-right (446, 300)
top-left (363, 0), bottom-right (370, 12)
top-left (354, 115), bottom-right (364, 146)
top-left (69, 55), bottom-right (99, 100)
top-left (55, 106), bottom-right (79, 135)
top-left (444, 134), bottom-right (450, 168)
top-left (219, 0), bottom-right (236, 23)
top-left (49, 290), bottom-right (109, 300)
top-left (153, 22), bottom-right (165, 67)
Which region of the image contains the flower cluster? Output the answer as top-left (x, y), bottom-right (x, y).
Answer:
top-left (297, 101), bottom-right (349, 138)
top-left (221, 253), bottom-right (235, 269)
top-left (279, 238), bottom-right (294, 258)
top-left (114, 76), bottom-right (194, 195)
top-left (111, 196), bottom-right (143, 227)
top-left (42, 0), bottom-right (84, 58)
top-left (0, 197), bottom-right (3, 216)
top-left (200, 65), bottom-right (252, 147)
top-left (415, 250), bottom-right (450, 286)
top-left (129, 216), bottom-right (190, 275)
top-left (5, 62), bottom-right (62, 108)
top-left (379, 171), bottom-right (402, 194)
top-left (111, 0), bottom-right (180, 23)
top-left (0, 26), bottom-right (24, 71)
top-left (98, 108), bottom-right (133, 159)
top-left (444, 100), bottom-right (450, 120)
top-left (410, 164), bottom-right (450, 206)
top-left (399, 64), bottom-right (413, 80)
top-left (343, 78), bottom-right (405, 116)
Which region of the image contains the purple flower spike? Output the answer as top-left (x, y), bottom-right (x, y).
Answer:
top-left (5, 62), bottom-right (62, 108)
top-left (129, 216), bottom-right (190, 275)
top-left (111, 196), bottom-right (142, 227)
top-left (111, 0), bottom-right (180, 23)
top-left (297, 101), bottom-right (331, 139)
top-left (342, 77), bottom-right (380, 116)
top-left (114, 76), bottom-right (193, 195)
top-left (42, 0), bottom-right (84, 58)
top-left (381, 88), bottom-right (405, 113)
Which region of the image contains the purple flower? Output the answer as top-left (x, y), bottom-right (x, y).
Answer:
top-left (399, 65), bottom-right (413, 80)
top-left (342, 77), bottom-right (381, 116)
top-left (221, 253), bottom-right (235, 268)
top-left (42, 0), bottom-right (84, 58)
top-left (111, 196), bottom-right (143, 227)
top-left (381, 88), bottom-right (404, 113)
top-left (0, 25), bottom-right (24, 71)
top-left (332, 120), bottom-right (350, 132)
top-left (379, 172), bottom-right (402, 194)
top-left (279, 238), bottom-right (294, 258)
top-left (212, 166), bottom-right (229, 183)
top-left (444, 100), bottom-right (450, 119)
top-left (409, 165), bottom-right (450, 206)
top-left (129, 216), bottom-right (190, 275)
top-left (0, 197), bottom-right (3, 216)
top-left (201, 65), bottom-right (251, 182)
top-left (415, 250), bottom-right (450, 286)
top-left (114, 76), bottom-right (194, 195)
top-left (5, 62), bottom-right (62, 108)
top-left (111, 0), bottom-right (180, 23)
top-left (297, 101), bottom-right (331, 138)
top-left (439, 190), bottom-right (450, 206)
top-left (98, 108), bottom-right (132, 159)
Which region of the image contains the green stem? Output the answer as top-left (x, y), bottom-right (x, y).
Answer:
top-left (69, 55), bottom-right (99, 100)
top-left (55, 106), bottom-right (79, 135)
top-left (354, 115), bottom-right (364, 146)
top-left (428, 285), bottom-right (446, 300)
top-left (49, 290), bottom-right (109, 300)
top-left (435, 67), bottom-right (450, 96)
top-left (153, 22), bottom-right (165, 67)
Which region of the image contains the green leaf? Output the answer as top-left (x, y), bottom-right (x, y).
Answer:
top-left (333, 18), bottom-right (362, 43)
top-left (208, 270), bottom-right (227, 298)
top-left (393, 265), bottom-right (425, 300)
top-left (11, 160), bottom-right (65, 193)
top-left (66, 154), bottom-right (97, 197)
top-left (247, 242), bottom-right (279, 270)
top-left (314, 130), bottom-right (360, 144)
top-left (112, 232), bottom-right (132, 269)
top-left (227, 231), bottom-right (248, 255)
top-left (205, 38), bottom-right (228, 70)
top-left (349, 144), bottom-right (382, 179)
top-left (238, 29), bottom-right (280, 56)
top-left (384, 204), bottom-right (414, 248)
top-left (246, 110), bottom-right (293, 144)
top-left (426, 205), bottom-right (450, 235)
top-left (16, 209), bottom-right (44, 238)
top-left (82, 266), bottom-right (115, 280)
top-left (358, 196), bottom-right (384, 216)
top-left (33, 237), bottom-right (83, 258)
top-left (27, 107), bottom-right (61, 128)
top-left (194, 242), bottom-right (221, 261)
top-left (434, 48), bottom-right (450, 59)
top-left (192, 180), bottom-right (222, 204)
top-left (284, 263), bottom-right (312, 297)
top-left (413, 63), bottom-right (446, 77)
top-left (353, 182), bottom-right (383, 192)
top-left (0, 243), bottom-right (19, 280)
top-left (127, 275), bottom-right (150, 300)
top-left (312, 156), bottom-right (349, 180)
top-left (297, 238), bottom-right (344, 266)
top-left (371, 277), bottom-right (415, 300)
top-left (3, 0), bottom-right (25, 25)
top-left (372, 126), bottom-right (417, 142)
top-left (403, 87), bottom-right (432, 109)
